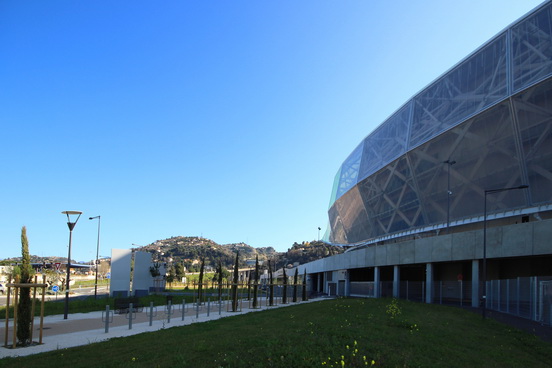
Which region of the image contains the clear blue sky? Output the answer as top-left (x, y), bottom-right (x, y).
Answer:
top-left (0, 0), bottom-right (545, 262)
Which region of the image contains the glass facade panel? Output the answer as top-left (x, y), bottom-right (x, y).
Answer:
top-left (335, 142), bottom-right (363, 200)
top-left (415, 102), bottom-right (525, 224)
top-left (410, 35), bottom-right (508, 148)
top-left (512, 4), bottom-right (552, 92)
top-left (358, 102), bottom-right (411, 182)
top-left (514, 78), bottom-right (552, 205)
top-left (328, 168), bottom-right (341, 209)
top-left (329, 186), bottom-right (371, 244)
top-left (355, 156), bottom-right (422, 238)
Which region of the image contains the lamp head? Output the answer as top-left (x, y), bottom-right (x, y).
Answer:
top-left (62, 211), bottom-right (82, 230)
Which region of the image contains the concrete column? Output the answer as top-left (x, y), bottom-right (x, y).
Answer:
top-left (472, 260), bottom-right (480, 308)
top-left (345, 270), bottom-right (350, 297)
top-left (317, 273), bottom-right (322, 293)
top-left (425, 263), bottom-right (433, 304)
top-left (374, 266), bottom-right (380, 298)
top-left (393, 265), bottom-right (400, 298)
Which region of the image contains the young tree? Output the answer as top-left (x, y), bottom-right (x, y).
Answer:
top-left (293, 268), bottom-right (298, 303)
top-left (252, 255), bottom-right (259, 308)
top-left (268, 260), bottom-right (274, 306)
top-left (231, 251), bottom-right (239, 312)
top-left (302, 269), bottom-right (308, 301)
top-left (174, 263), bottom-right (185, 282)
top-left (216, 261), bottom-right (223, 302)
top-left (17, 226), bottom-right (33, 346)
top-left (166, 264), bottom-right (176, 287)
top-left (282, 268), bottom-right (288, 304)
top-left (197, 257), bottom-right (205, 305)
top-left (247, 267), bottom-right (251, 301)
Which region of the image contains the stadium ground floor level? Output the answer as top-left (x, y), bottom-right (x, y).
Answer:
top-left (299, 218), bottom-right (552, 325)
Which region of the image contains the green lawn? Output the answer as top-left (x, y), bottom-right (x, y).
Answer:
top-left (1, 298), bottom-right (551, 367)
top-left (1, 290), bottom-right (251, 318)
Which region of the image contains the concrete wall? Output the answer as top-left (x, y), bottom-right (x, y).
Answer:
top-left (109, 249), bottom-right (132, 297)
top-left (297, 219), bottom-right (552, 275)
top-left (132, 251), bottom-right (153, 295)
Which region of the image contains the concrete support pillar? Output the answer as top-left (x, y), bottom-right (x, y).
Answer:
top-left (472, 260), bottom-right (480, 308)
top-left (345, 270), bottom-right (350, 297)
top-left (374, 266), bottom-right (380, 298)
top-left (317, 273), bottom-right (322, 293)
top-left (425, 263), bottom-right (433, 304)
top-left (393, 265), bottom-right (400, 298)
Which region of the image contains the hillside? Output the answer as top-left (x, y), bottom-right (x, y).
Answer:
top-left (133, 236), bottom-right (345, 271)
top-left (280, 241), bottom-right (345, 267)
top-left (1, 237), bottom-right (346, 271)
top-left (133, 236), bottom-right (277, 271)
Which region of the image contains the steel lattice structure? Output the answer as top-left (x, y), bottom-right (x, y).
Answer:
top-left (329, 2), bottom-right (552, 245)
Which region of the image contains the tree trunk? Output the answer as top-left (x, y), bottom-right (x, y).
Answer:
top-left (231, 252), bottom-right (239, 312)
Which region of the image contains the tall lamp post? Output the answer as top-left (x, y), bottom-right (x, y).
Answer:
top-left (482, 184), bottom-right (528, 319)
top-left (62, 210), bottom-right (82, 319)
top-left (443, 159), bottom-right (456, 231)
top-left (89, 216), bottom-right (101, 299)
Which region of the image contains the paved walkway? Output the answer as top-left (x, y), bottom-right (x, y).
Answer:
top-left (1, 299), bottom-right (315, 358)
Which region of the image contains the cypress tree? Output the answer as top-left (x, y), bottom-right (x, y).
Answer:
top-left (282, 268), bottom-right (288, 304)
top-left (293, 268), bottom-right (298, 302)
top-left (252, 255), bottom-right (259, 308)
top-left (197, 257), bottom-right (205, 305)
top-left (17, 226), bottom-right (33, 346)
top-left (302, 269), bottom-right (308, 301)
top-left (268, 260), bottom-right (274, 306)
top-left (217, 261), bottom-right (223, 303)
top-left (231, 251), bottom-right (239, 312)
top-left (247, 266), bottom-right (251, 301)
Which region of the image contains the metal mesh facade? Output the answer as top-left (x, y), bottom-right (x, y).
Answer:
top-left (329, 2), bottom-right (552, 244)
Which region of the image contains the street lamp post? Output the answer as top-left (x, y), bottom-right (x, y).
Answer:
top-left (482, 185), bottom-right (528, 319)
top-left (89, 216), bottom-right (101, 299)
top-left (444, 160), bottom-right (456, 231)
top-left (62, 211), bottom-right (82, 319)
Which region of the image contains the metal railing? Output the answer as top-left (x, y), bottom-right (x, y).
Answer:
top-left (346, 276), bottom-right (552, 326)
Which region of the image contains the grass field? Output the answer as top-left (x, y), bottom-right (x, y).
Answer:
top-left (1, 297), bottom-right (551, 367)
top-left (0, 288), bottom-right (258, 318)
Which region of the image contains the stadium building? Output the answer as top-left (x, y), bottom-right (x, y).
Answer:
top-left (297, 1), bottom-right (552, 324)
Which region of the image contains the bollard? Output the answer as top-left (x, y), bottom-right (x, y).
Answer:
top-left (182, 300), bottom-right (186, 321)
top-left (102, 305), bottom-right (113, 333)
top-left (105, 305), bottom-right (109, 333)
top-left (207, 298), bottom-right (210, 317)
top-left (147, 302), bottom-right (155, 326)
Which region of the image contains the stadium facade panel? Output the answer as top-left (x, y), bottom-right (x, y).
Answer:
top-left (329, 1), bottom-right (552, 245)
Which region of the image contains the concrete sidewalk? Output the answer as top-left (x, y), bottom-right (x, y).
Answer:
top-left (0, 299), bottom-right (319, 359)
